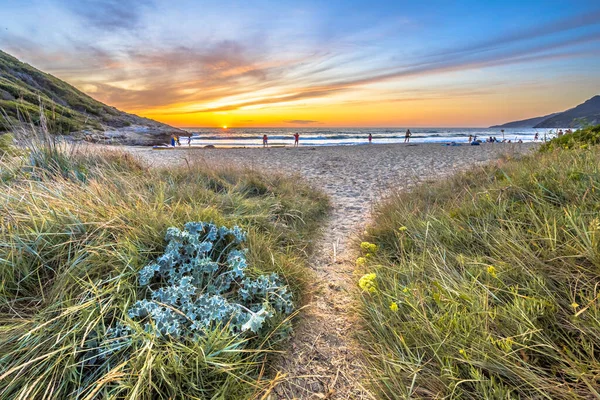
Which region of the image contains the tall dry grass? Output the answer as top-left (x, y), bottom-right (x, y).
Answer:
top-left (0, 127), bottom-right (329, 399)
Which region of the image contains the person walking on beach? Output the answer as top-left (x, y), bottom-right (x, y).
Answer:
top-left (534, 132), bottom-right (539, 141)
top-left (263, 134), bottom-right (268, 148)
top-left (294, 132), bottom-right (299, 147)
top-left (175, 136), bottom-right (181, 146)
top-left (187, 136), bottom-right (192, 146)
top-left (404, 129), bottom-right (412, 143)
top-left (368, 133), bottom-right (372, 144)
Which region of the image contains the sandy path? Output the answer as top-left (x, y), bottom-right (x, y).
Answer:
top-left (125, 143), bottom-right (536, 399)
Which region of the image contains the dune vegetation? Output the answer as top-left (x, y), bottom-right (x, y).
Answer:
top-left (0, 129), bottom-right (328, 399)
top-left (357, 126), bottom-right (600, 398)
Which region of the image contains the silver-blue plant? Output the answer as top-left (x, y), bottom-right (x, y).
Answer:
top-left (126, 222), bottom-right (293, 338)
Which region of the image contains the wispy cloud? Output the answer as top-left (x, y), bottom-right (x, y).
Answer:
top-left (61, 0), bottom-right (154, 30)
top-left (433, 9), bottom-right (600, 58)
top-left (284, 119), bottom-right (319, 124)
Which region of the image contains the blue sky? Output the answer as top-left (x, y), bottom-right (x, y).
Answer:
top-left (1, 0), bottom-right (599, 127)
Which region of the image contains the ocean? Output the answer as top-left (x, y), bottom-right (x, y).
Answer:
top-left (181, 127), bottom-right (561, 148)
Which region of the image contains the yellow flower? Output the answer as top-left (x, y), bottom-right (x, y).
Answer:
top-left (358, 273), bottom-right (378, 293)
top-left (571, 302), bottom-right (580, 309)
top-left (360, 241), bottom-right (378, 255)
top-left (487, 265), bottom-right (497, 278)
top-left (459, 349), bottom-right (466, 356)
top-left (398, 226), bottom-right (408, 232)
top-left (389, 302), bottom-right (399, 312)
top-left (356, 257), bottom-right (367, 267)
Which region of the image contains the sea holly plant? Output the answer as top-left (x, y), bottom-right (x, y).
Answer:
top-left (116, 222), bottom-right (294, 342)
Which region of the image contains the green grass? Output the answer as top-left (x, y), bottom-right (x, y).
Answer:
top-left (356, 139), bottom-right (600, 398)
top-left (0, 133), bottom-right (16, 157)
top-left (0, 136), bottom-right (329, 398)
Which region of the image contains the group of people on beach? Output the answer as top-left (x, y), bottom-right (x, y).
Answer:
top-left (261, 129), bottom-right (413, 147)
top-left (468, 135), bottom-right (522, 144)
top-left (172, 127), bottom-right (567, 148)
top-left (170, 135), bottom-right (192, 147)
top-left (262, 133), bottom-right (300, 147)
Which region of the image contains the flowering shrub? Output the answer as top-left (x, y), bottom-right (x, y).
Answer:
top-left (360, 241), bottom-right (378, 254)
top-left (356, 256), bottom-right (367, 267)
top-left (359, 273), bottom-right (378, 293)
top-left (115, 222), bottom-right (294, 341)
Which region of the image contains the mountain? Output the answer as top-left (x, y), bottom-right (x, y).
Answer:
top-left (534, 95), bottom-right (600, 128)
top-left (489, 113), bottom-right (559, 128)
top-left (490, 95), bottom-right (600, 129)
top-left (0, 50), bottom-right (185, 145)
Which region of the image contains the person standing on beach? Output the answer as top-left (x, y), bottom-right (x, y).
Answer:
top-left (468, 134), bottom-right (472, 143)
top-left (534, 132), bottom-right (539, 141)
top-left (294, 132), bottom-right (299, 147)
top-left (263, 134), bottom-right (268, 148)
top-left (368, 133), bottom-right (372, 144)
top-left (171, 136), bottom-right (176, 147)
top-left (187, 136), bottom-right (192, 146)
top-left (404, 129), bottom-right (412, 143)
top-left (175, 136), bottom-right (181, 146)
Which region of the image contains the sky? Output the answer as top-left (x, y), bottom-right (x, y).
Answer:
top-left (1, 0), bottom-right (599, 128)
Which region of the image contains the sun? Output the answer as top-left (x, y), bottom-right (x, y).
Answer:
top-left (222, 125), bottom-right (228, 129)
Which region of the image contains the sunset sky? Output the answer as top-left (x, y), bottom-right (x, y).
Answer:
top-left (1, 0), bottom-right (599, 128)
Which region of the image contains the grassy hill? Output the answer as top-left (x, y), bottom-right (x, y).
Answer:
top-left (0, 50), bottom-right (183, 144)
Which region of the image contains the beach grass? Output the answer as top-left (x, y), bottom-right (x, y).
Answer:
top-left (356, 130), bottom-right (600, 398)
top-left (0, 132), bottom-right (329, 398)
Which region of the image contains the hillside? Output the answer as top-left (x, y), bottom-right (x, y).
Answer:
top-left (489, 113), bottom-right (558, 128)
top-left (491, 95), bottom-right (600, 129)
top-left (0, 50), bottom-right (184, 145)
top-left (534, 95), bottom-right (600, 128)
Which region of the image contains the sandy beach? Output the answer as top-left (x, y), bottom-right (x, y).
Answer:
top-left (125, 142), bottom-right (537, 398)
top-left (128, 143), bottom-right (537, 244)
